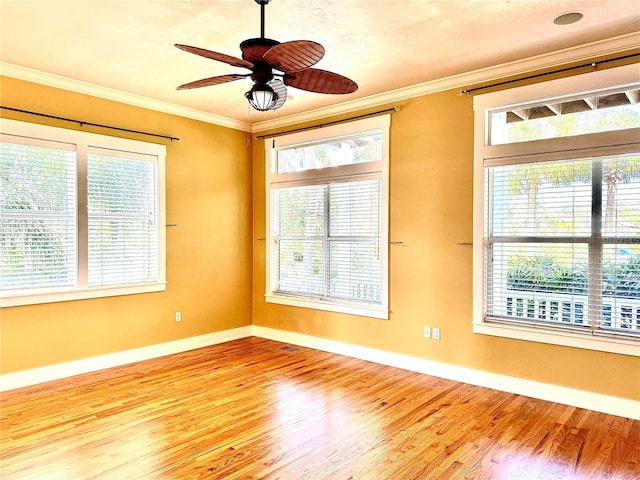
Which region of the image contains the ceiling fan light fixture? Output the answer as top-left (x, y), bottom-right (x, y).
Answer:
top-left (245, 82), bottom-right (278, 111)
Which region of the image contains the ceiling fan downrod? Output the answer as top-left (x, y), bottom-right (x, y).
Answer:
top-left (255, 0), bottom-right (271, 39)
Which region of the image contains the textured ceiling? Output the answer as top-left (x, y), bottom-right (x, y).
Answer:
top-left (1, 0), bottom-right (639, 125)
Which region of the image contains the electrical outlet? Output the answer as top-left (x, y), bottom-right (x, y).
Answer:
top-left (175, 311), bottom-right (182, 322)
top-left (433, 327), bottom-right (441, 340)
top-left (424, 327), bottom-right (431, 339)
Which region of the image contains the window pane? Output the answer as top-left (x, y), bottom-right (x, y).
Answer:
top-left (600, 154), bottom-right (640, 333)
top-left (487, 159), bottom-right (592, 238)
top-left (602, 155), bottom-right (640, 237)
top-left (275, 239), bottom-right (324, 296)
top-left (602, 244), bottom-right (640, 333)
top-left (485, 154), bottom-right (640, 334)
top-left (272, 185), bottom-right (325, 297)
top-left (0, 140), bottom-right (77, 290)
top-left (273, 180), bottom-right (383, 305)
top-left (277, 133), bottom-right (382, 173)
top-left (87, 152), bottom-right (158, 287)
top-left (488, 242), bottom-right (590, 327)
top-left (330, 240), bottom-right (381, 304)
top-left (329, 180), bottom-right (381, 237)
top-left (274, 185), bottom-right (325, 237)
top-left (489, 89), bottom-right (640, 145)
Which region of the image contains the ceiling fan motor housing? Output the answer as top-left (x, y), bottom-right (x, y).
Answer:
top-left (241, 38), bottom-right (280, 85)
top-left (240, 38), bottom-right (279, 63)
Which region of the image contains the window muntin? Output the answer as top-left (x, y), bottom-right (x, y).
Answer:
top-left (0, 119), bottom-right (166, 307)
top-left (489, 88), bottom-right (640, 145)
top-left (266, 115), bottom-right (390, 319)
top-left (474, 64), bottom-right (640, 355)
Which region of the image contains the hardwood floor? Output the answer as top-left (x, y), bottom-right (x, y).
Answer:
top-left (1, 337), bottom-right (638, 479)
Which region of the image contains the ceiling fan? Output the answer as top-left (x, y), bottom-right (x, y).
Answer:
top-left (175, 0), bottom-right (358, 112)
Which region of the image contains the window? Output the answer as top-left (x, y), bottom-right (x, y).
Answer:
top-left (473, 64), bottom-right (640, 356)
top-left (1, 119), bottom-right (166, 307)
top-left (265, 115), bottom-right (390, 319)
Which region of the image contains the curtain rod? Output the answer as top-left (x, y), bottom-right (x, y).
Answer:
top-left (0, 106), bottom-right (180, 142)
top-left (460, 52), bottom-right (640, 96)
top-left (255, 106), bottom-right (399, 140)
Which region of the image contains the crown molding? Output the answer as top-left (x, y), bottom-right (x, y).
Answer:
top-left (2, 32), bottom-right (637, 134)
top-left (251, 32), bottom-right (640, 133)
top-left (0, 62), bottom-right (251, 132)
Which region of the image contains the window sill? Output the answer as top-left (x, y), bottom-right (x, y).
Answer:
top-left (472, 320), bottom-right (639, 357)
top-left (1, 282), bottom-right (167, 308)
top-left (265, 293), bottom-right (389, 320)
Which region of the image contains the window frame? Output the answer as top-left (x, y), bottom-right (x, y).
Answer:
top-left (473, 63), bottom-right (640, 356)
top-left (0, 118), bottom-right (166, 307)
top-left (265, 115), bottom-right (390, 319)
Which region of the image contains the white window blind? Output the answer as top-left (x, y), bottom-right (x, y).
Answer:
top-left (87, 149), bottom-right (158, 287)
top-left (328, 180), bottom-right (382, 303)
top-left (0, 135), bottom-right (77, 291)
top-left (266, 115), bottom-right (390, 319)
top-left (485, 154), bottom-right (640, 336)
top-left (0, 119), bottom-right (166, 307)
top-left (273, 179), bottom-right (382, 304)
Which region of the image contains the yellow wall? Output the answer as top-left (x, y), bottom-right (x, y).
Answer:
top-left (252, 92), bottom-right (640, 401)
top-left (0, 77), bottom-right (253, 373)
top-left (2, 74), bottom-right (639, 403)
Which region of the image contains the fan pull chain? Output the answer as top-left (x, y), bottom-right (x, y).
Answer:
top-left (271, 108), bottom-right (277, 149)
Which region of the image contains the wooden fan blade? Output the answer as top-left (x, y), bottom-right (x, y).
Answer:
top-left (284, 68), bottom-right (358, 94)
top-left (263, 40), bottom-right (325, 73)
top-left (177, 74), bottom-right (248, 90)
top-left (175, 44), bottom-right (254, 69)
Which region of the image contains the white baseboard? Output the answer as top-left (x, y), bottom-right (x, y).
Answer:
top-left (3, 324), bottom-right (637, 421)
top-left (252, 325), bottom-right (640, 421)
top-left (0, 326), bottom-right (252, 392)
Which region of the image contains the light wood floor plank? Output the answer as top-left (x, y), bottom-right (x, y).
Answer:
top-left (1, 337), bottom-right (638, 479)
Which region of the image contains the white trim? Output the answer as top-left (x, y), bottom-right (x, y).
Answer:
top-left (252, 32), bottom-right (640, 133)
top-left (265, 115), bottom-right (390, 319)
top-left (0, 282), bottom-right (167, 308)
top-left (473, 321), bottom-right (640, 357)
top-left (265, 293), bottom-right (389, 320)
top-left (1, 33), bottom-right (637, 133)
top-left (0, 62), bottom-right (251, 132)
top-left (252, 326), bottom-right (639, 420)
top-left (0, 118), bottom-right (168, 307)
top-left (3, 325), bottom-right (637, 419)
top-left (0, 326), bottom-right (252, 391)
top-left (472, 64), bottom-right (640, 356)
top-left (473, 62), bottom-right (640, 122)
